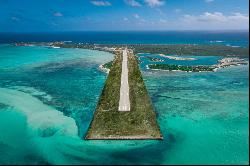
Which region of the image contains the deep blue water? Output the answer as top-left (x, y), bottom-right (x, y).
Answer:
top-left (0, 31), bottom-right (249, 47)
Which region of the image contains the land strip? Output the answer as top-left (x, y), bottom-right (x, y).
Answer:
top-left (85, 50), bottom-right (162, 140)
top-left (15, 42), bottom-right (249, 57)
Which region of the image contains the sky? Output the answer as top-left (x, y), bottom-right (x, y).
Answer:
top-left (0, 0), bottom-right (249, 32)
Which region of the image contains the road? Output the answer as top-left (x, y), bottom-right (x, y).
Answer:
top-left (118, 48), bottom-right (131, 112)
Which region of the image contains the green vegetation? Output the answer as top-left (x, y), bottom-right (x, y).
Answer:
top-left (131, 44), bottom-right (249, 57)
top-left (148, 64), bottom-right (215, 72)
top-left (85, 51), bottom-right (162, 140)
top-left (16, 42), bottom-right (249, 57)
top-left (53, 43), bottom-right (249, 57)
top-left (103, 61), bottom-right (113, 70)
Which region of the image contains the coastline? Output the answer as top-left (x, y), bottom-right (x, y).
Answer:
top-left (158, 54), bottom-right (197, 61)
top-left (11, 42), bottom-right (249, 73)
top-left (99, 64), bottom-right (110, 74)
top-left (12, 42), bottom-right (249, 57)
top-left (86, 50), bottom-right (163, 140)
top-left (146, 57), bottom-right (249, 72)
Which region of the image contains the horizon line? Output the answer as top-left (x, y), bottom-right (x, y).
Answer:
top-left (0, 29), bottom-right (249, 34)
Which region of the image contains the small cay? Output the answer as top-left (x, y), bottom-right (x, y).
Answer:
top-left (148, 64), bottom-right (215, 72)
top-left (147, 57), bottom-right (249, 72)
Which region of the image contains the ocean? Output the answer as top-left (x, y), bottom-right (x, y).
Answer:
top-left (0, 31), bottom-right (249, 47)
top-left (0, 31), bottom-right (249, 164)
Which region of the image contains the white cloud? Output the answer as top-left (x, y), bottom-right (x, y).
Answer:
top-left (123, 17), bottom-right (129, 21)
top-left (182, 12), bottom-right (249, 29)
top-left (145, 0), bottom-right (165, 7)
top-left (53, 12), bottom-right (63, 17)
top-left (124, 0), bottom-right (142, 7)
top-left (184, 12), bottom-right (224, 22)
top-left (11, 16), bottom-right (20, 21)
top-left (184, 12), bottom-right (248, 23)
top-left (156, 8), bottom-right (165, 16)
top-left (134, 14), bottom-right (140, 19)
top-left (205, 0), bottom-right (214, 3)
top-left (90, 0), bottom-right (111, 6)
top-left (174, 9), bottom-right (182, 13)
top-left (159, 19), bottom-right (167, 23)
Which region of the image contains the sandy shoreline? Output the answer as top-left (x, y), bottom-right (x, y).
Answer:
top-left (159, 54), bottom-right (197, 61)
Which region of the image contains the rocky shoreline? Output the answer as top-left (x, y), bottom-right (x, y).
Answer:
top-left (99, 64), bottom-right (110, 74)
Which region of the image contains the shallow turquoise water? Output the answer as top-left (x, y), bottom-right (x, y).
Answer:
top-left (138, 53), bottom-right (223, 70)
top-left (0, 45), bottom-right (249, 164)
top-left (143, 65), bottom-right (249, 164)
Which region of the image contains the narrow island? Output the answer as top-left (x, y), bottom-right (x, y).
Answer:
top-left (147, 64), bottom-right (215, 72)
top-left (86, 49), bottom-right (162, 140)
top-left (146, 57), bottom-right (249, 72)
